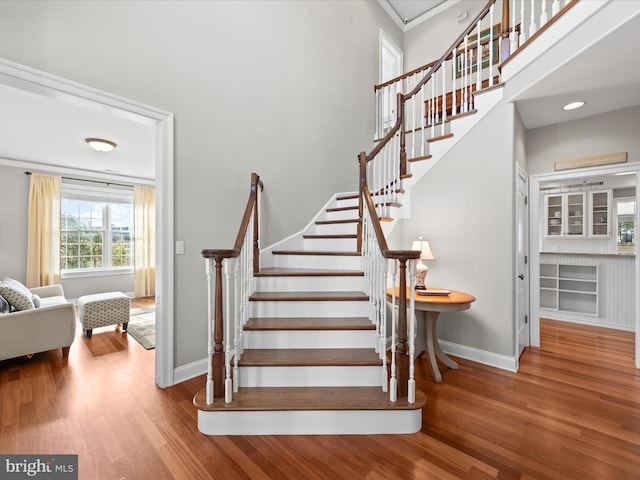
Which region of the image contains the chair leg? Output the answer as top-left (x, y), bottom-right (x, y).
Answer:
top-left (85, 329), bottom-right (93, 338)
top-left (62, 346), bottom-right (70, 358)
top-left (123, 322), bottom-right (128, 331)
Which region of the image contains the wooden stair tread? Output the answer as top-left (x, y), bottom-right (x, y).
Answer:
top-left (427, 132), bottom-right (454, 143)
top-left (336, 193), bottom-right (358, 201)
top-left (327, 206), bottom-right (358, 212)
top-left (194, 386), bottom-right (426, 411)
top-left (315, 218), bottom-right (359, 225)
top-left (255, 267), bottom-right (363, 277)
top-left (272, 250), bottom-right (360, 256)
top-left (250, 291), bottom-right (368, 301)
top-left (238, 348), bottom-right (382, 366)
top-left (246, 317), bottom-right (374, 330)
top-left (302, 234), bottom-right (357, 239)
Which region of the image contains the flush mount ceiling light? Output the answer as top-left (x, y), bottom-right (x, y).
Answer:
top-left (562, 101), bottom-right (585, 111)
top-left (85, 137), bottom-right (117, 152)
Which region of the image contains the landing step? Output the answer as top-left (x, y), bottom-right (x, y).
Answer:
top-left (249, 291), bottom-right (368, 302)
top-left (255, 267), bottom-right (363, 277)
top-left (194, 387), bottom-right (426, 435)
top-left (238, 348), bottom-right (382, 367)
top-left (194, 386), bottom-right (425, 412)
top-left (245, 317), bottom-right (374, 330)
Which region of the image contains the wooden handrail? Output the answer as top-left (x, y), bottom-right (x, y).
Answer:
top-left (201, 172), bottom-right (263, 399)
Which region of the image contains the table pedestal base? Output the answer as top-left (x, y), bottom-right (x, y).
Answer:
top-left (416, 311), bottom-right (459, 382)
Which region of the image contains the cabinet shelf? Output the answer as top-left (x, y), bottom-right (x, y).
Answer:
top-left (540, 264), bottom-right (598, 316)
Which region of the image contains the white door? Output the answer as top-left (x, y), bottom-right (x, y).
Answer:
top-left (516, 167), bottom-right (530, 364)
top-left (378, 30), bottom-right (403, 137)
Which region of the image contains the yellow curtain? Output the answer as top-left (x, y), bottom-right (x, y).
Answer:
top-left (26, 173), bottom-right (62, 287)
top-left (134, 186), bottom-right (156, 297)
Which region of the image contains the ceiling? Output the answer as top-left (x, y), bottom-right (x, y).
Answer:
top-left (0, 1), bottom-right (638, 181)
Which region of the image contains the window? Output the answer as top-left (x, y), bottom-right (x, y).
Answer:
top-left (61, 184), bottom-right (134, 273)
top-left (616, 198), bottom-right (636, 254)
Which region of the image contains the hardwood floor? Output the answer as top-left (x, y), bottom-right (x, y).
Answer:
top-left (1, 314), bottom-right (638, 479)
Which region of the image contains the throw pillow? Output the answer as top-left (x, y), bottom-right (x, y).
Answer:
top-left (0, 278), bottom-right (35, 311)
top-left (32, 294), bottom-right (41, 308)
top-left (0, 294), bottom-right (11, 314)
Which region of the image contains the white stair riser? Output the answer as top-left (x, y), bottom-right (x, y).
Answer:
top-left (324, 209), bottom-right (359, 221)
top-left (272, 254), bottom-right (361, 270)
top-left (250, 300), bottom-right (369, 317)
top-left (335, 197), bottom-right (359, 209)
top-left (313, 223), bottom-right (358, 235)
top-left (244, 330), bottom-right (377, 349)
top-left (198, 409), bottom-right (422, 435)
top-left (304, 237), bottom-right (357, 251)
top-left (255, 275), bottom-right (365, 292)
top-left (238, 365), bottom-right (382, 387)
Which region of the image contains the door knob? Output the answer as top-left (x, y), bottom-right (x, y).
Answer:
top-left (518, 274), bottom-right (524, 280)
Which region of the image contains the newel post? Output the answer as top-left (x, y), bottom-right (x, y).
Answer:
top-left (357, 152), bottom-right (367, 254)
top-left (251, 172), bottom-right (261, 273)
top-left (396, 258), bottom-right (409, 397)
top-left (212, 255), bottom-right (225, 398)
top-left (398, 92), bottom-right (407, 178)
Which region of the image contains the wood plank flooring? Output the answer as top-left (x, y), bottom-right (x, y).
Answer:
top-left (1, 312), bottom-right (638, 479)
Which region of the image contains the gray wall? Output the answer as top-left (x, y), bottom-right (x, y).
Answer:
top-left (403, 0), bottom-right (489, 71)
top-left (526, 105), bottom-right (640, 175)
top-left (0, 1), bottom-right (402, 368)
top-left (0, 164), bottom-right (134, 300)
top-left (394, 101), bottom-right (517, 357)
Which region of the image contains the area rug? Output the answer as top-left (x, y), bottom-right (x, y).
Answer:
top-left (127, 306), bottom-right (155, 350)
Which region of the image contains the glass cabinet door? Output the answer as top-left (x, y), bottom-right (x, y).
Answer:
top-left (590, 190), bottom-right (610, 237)
top-left (566, 193), bottom-right (585, 236)
top-left (545, 194), bottom-right (563, 236)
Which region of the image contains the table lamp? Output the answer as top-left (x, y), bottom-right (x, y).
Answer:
top-left (411, 237), bottom-right (436, 290)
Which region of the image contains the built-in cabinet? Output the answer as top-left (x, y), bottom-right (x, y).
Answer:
top-left (539, 253), bottom-right (635, 330)
top-left (544, 190), bottom-right (611, 238)
top-left (540, 263), bottom-right (598, 315)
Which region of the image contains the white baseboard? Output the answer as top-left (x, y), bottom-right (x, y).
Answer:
top-left (173, 358), bottom-right (207, 385)
top-left (440, 340), bottom-right (518, 372)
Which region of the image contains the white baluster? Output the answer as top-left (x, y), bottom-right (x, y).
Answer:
top-left (464, 35), bottom-right (469, 112)
top-left (430, 77), bottom-right (435, 137)
top-left (451, 48), bottom-right (457, 117)
top-left (408, 260), bottom-right (416, 404)
top-left (224, 257), bottom-right (232, 403)
top-left (381, 256), bottom-right (389, 392)
top-left (529, 0), bottom-right (537, 39)
top-left (420, 83), bottom-right (425, 156)
top-left (440, 65), bottom-right (446, 136)
top-left (205, 258), bottom-right (214, 405)
top-left (389, 261), bottom-right (397, 402)
top-left (489, 4), bottom-right (494, 87)
top-left (375, 88), bottom-right (380, 138)
top-left (552, 0), bottom-right (560, 16)
top-left (411, 74), bottom-right (416, 159)
top-left (511, 0), bottom-right (518, 53)
top-left (476, 20), bottom-right (481, 93)
top-left (540, 0), bottom-right (549, 26)
top-left (520, 0), bottom-right (526, 44)
top-left (233, 248), bottom-right (241, 393)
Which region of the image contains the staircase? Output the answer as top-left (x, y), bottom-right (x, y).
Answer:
top-left (196, 193), bottom-right (425, 435)
top-left (195, 0), bottom-right (579, 435)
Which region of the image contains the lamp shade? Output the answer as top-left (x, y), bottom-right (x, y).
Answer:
top-left (411, 238), bottom-right (436, 261)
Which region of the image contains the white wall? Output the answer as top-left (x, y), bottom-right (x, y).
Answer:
top-left (0, 1), bottom-right (402, 368)
top-left (394, 100), bottom-right (516, 358)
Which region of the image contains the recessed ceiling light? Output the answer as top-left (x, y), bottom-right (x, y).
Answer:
top-left (562, 101), bottom-right (585, 111)
top-left (85, 137), bottom-right (117, 152)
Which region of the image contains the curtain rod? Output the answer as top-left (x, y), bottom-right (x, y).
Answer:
top-left (540, 180), bottom-right (604, 192)
top-left (24, 171), bottom-right (133, 189)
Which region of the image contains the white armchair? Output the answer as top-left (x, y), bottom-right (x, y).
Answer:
top-left (0, 284), bottom-right (76, 361)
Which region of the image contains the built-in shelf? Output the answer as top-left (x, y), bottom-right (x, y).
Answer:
top-left (540, 263), bottom-right (598, 316)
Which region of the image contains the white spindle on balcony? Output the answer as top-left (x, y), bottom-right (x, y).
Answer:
top-left (205, 258), bottom-right (214, 405)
